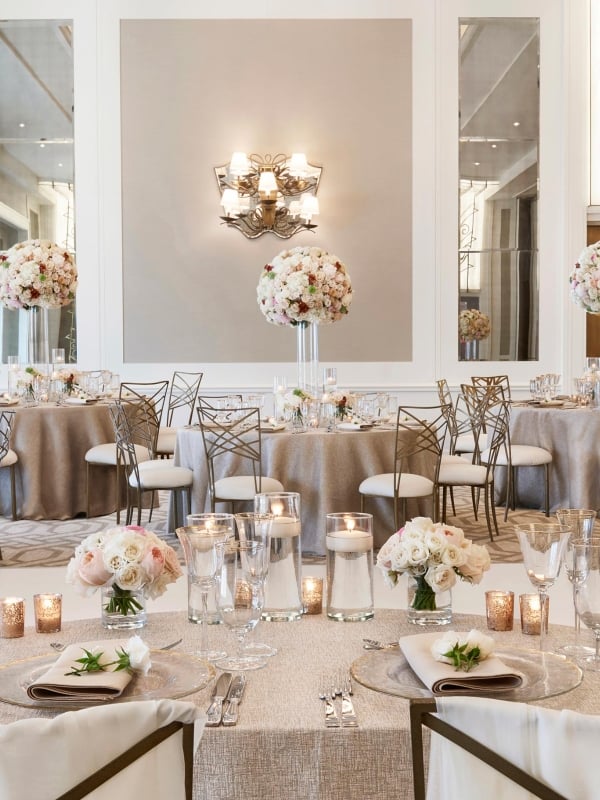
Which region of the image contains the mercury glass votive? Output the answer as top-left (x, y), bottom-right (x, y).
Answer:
top-left (0, 597), bottom-right (25, 638)
top-left (34, 593), bottom-right (62, 633)
top-left (519, 593), bottom-right (549, 635)
top-left (485, 590), bottom-right (514, 631)
top-left (302, 577), bottom-right (323, 615)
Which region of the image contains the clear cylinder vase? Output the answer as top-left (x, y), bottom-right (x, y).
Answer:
top-left (101, 584), bottom-right (147, 630)
top-left (296, 321), bottom-right (319, 396)
top-left (26, 306), bottom-right (50, 366)
top-left (406, 574), bottom-right (452, 626)
top-left (463, 339), bottom-right (480, 361)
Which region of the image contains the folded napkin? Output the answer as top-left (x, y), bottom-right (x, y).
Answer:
top-left (337, 422), bottom-right (369, 431)
top-left (400, 632), bottom-right (524, 695)
top-left (63, 397), bottom-right (89, 405)
top-left (260, 423), bottom-right (286, 432)
top-left (27, 640), bottom-right (134, 702)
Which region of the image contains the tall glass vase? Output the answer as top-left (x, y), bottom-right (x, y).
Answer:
top-left (296, 321), bottom-right (319, 396)
top-left (463, 339), bottom-right (480, 361)
top-left (26, 306), bottom-right (50, 366)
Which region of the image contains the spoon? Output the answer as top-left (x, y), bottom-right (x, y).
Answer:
top-left (362, 638), bottom-right (400, 650)
top-left (50, 637), bottom-right (183, 653)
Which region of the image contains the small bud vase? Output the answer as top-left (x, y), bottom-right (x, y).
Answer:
top-left (101, 584), bottom-right (147, 630)
top-left (406, 574), bottom-right (452, 626)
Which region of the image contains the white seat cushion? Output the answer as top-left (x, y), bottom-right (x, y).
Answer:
top-left (442, 454), bottom-right (471, 465)
top-left (156, 427), bottom-right (177, 455)
top-left (0, 449), bottom-right (18, 468)
top-left (439, 462), bottom-right (489, 485)
top-left (454, 432), bottom-right (487, 453)
top-left (359, 473), bottom-right (434, 499)
top-left (214, 476), bottom-right (284, 501)
top-left (482, 444), bottom-right (552, 467)
top-left (130, 462), bottom-right (193, 490)
top-left (85, 443), bottom-right (150, 466)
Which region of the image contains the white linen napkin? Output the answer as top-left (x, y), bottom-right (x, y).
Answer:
top-left (400, 631), bottom-right (523, 694)
top-left (427, 697), bottom-right (600, 800)
top-left (27, 639), bottom-right (134, 701)
top-left (63, 397), bottom-right (88, 405)
top-left (337, 422), bottom-right (369, 431)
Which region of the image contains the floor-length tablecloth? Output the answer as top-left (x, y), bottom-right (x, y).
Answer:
top-left (0, 403), bottom-right (121, 519)
top-left (173, 426), bottom-right (435, 553)
top-left (0, 610), bottom-right (595, 800)
top-left (496, 405), bottom-right (600, 513)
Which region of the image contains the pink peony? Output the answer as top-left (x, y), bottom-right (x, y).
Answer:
top-left (78, 549), bottom-right (112, 587)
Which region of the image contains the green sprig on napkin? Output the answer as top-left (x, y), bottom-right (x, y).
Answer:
top-left (442, 642), bottom-right (482, 673)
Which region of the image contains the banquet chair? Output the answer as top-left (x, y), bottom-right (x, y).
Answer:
top-left (110, 400), bottom-right (193, 529)
top-left (471, 374), bottom-right (512, 400)
top-left (197, 403), bottom-right (284, 513)
top-left (156, 371), bottom-right (204, 458)
top-left (358, 404), bottom-right (449, 530)
top-left (438, 400), bottom-right (510, 540)
top-left (0, 698), bottom-right (201, 800)
top-left (410, 696), bottom-right (596, 800)
top-left (84, 380), bottom-right (169, 521)
top-left (0, 409), bottom-right (18, 520)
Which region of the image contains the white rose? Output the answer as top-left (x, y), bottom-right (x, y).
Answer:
top-left (430, 631), bottom-right (461, 664)
top-left (435, 523), bottom-right (465, 546)
top-left (440, 543), bottom-right (467, 568)
top-left (390, 543), bottom-right (411, 572)
top-left (424, 530), bottom-right (448, 554)
top-left (405, 541), bottom-right (429, 567)
top-left (460, 543), bottom-right (491, 583)
top-left (125, 635), bottom-right (151, 675)
top-left (425, 564), bottom-right (457, 592)
top-left (114, 563), bottom-right (145, 591)
top-left (463, 629), bottom-right (495, 660)
top-left (404, 517), bottom-right (436, 537)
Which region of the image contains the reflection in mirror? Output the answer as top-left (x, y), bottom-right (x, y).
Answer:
top-left (459, 18), bottom-right (539, 362)
top-left (0, 19), bottom-right (76, 364)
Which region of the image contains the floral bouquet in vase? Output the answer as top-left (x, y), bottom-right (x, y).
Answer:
top-left (458, 309), bottom-right (491, 342)
top-left (376, 517), bottom-right (491, 625)
top-left (569, 241), bottom-right (600, 314)
top-left (66, 525), bottom-right (182, 628)
top-left (0, 239), bottom-right (77, 310)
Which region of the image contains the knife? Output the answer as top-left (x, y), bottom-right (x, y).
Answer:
top-left (222, 674), bottom-right (246, 726)
top-left (205, 672), bottom-right (233, 727)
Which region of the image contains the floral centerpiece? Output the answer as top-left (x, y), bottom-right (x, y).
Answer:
top-left (458, 309), bottom-right (491, 342)
top-left (283, 387), bottom-right (315, 427)
top-left (66, 525), bottom-right (182, 624)
top-left (257, 246), bottom-right (352, 327)
top-left (0, 239), bottom-right (77, 310)
top-left (323, 390), bottom-right (352, 421)
top-left (376, 517), bottom-right (491, 623)
top-left (569, 241), bottom-right (600, 313)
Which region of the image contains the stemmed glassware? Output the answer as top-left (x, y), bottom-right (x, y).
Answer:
top-left (573, 538), bottom-right (600, 671)
top-left (176, 513), bottom-right (235, 662)
top-left (516, 523), bottom-right (571, 652)
top-left (556, 509), bottom-right (597, 658)
top-left (214, 540), bottom-right (268, 671)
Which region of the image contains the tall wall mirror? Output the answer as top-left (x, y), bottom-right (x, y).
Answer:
top-left (459, 17), bottom-right (539, 362)
top-left (0, 19), bottom-right (76, 363)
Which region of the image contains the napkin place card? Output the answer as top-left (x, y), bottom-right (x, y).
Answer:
top-left (26, 638), bottom-right (147, 702)
top-left (400, 630), bottom-right (524, 695)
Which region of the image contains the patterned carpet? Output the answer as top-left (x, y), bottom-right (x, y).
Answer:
top-left (0, 489), bottom-right (548, 568)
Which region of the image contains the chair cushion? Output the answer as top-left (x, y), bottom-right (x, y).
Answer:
top-left (454, 432), bottom-right (486, 453)
top-left (156, 428), bottom-right (177, 455)
top-left (130, 463), bottom-right (193, 490)
top-left (358, 473), bottom-right (434, 499)
top-left (85, 443), bottom-right (151, 466)
top-left (439, 462), bottom-right (489, 485)
top-left (483, 444), bottom-right (552, 467)
top-left (442, 454), bottom-right (471, 464)
top-left (0, 449), bottom-right (18, 468)
top-left (214, 476), bottom-right (284, 501)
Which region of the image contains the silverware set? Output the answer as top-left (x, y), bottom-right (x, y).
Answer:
top-left (206, 672), bottom-right (247, 727)
top-left (319, 672), bottom-right (358, 728)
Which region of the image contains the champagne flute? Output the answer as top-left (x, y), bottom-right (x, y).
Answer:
top-left (556, 509), bottom-right (596, 657)
top-left (516, 523), bottom-right (571, 652)
top-left (215, 540), bottom-right (268, 671)
top-left (573, 538), bottom-right (600, 671)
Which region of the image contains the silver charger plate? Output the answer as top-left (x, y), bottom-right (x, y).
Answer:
top-left (0, 650), bottom-right (216, 711)
top-left (351, 647), bottom-right (582, 701)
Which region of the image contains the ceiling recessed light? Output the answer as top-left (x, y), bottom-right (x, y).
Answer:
top-left (474, 161), bottom-right (480, 166)
top-left (491, 143), bottom-right (497, 149)
top-left (18, 122), bottom-right (25, 128)
top-left (513, 121), bottom-right (520, 127)
top-left (39, 143), bottom-right (45, 148)
top-left (58, 162), bottom-right (63, 167)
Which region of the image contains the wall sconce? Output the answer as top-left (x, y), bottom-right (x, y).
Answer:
top-left (215, 152), bottom-right (322, 239)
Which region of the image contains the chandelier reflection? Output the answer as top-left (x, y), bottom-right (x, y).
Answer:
top-left (215, 152), bottom-right (322, 239)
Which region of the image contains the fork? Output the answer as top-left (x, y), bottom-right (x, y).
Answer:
top-left (318, 684), bottom-right (341, 728)
top-left (338, 673), bottom-right (358, 727)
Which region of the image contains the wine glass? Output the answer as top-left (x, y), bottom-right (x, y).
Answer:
top-left (176, 512), bottom-right (235, 661)
top-left (214, 540), bottom-right (268, 671)
top-left (234, 512), bottom-right (277, 658)
top-left (516, 523), bottom-right (571, 652)
top-left (556, 509), bottom-right (597, 658)
top-left (573, 538), bottom-right (600, 671)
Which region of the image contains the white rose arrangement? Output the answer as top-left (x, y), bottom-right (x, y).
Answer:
top-left (459, 308), bottom-right (491, 342)
top-left (66, 525), bottom-right (182, 616)
top-left (431, 629), bottom-right (495, 673)
top-left (376, 517), bottom-right (491, 612)
top-left (257, 246), bottom-right (352, 327)
top-left (65, 635), bottom-right (151, 677)
top-left (0, 239), bottom-right (77, 310)
top-left (569, 241), bottom-right (600, 314)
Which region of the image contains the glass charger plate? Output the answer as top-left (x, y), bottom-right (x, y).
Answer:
top-left (0, 650), bottom-right (216, 711)
top-left (351, 647), bottom-right (582, 702)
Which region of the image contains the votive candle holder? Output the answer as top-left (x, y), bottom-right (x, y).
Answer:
top-left (302, 577), bottom-right (323, 615)
top-left (519, 593), bottom-right (549, 635)
top-left (0, 597), bottom-right (24, 638)
top-left (485, 590), bottom-right (514, 631)
top-left (34, 593), bottom-right (62, 633)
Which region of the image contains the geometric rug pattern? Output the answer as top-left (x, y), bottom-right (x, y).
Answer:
top-left (0, 488), bottom-right (554, 568)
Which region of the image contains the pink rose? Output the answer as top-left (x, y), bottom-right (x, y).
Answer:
top-left (78, 549), bottom-right (112, 586)
top-left (163, 545), bottom-right (183, 580)
top-left (141, 546), bottom-right (165, 580)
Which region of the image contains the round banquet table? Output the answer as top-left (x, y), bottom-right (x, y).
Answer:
top-left (173, 425), bottom-right (436, 554)
top-left (0, 401), bottom-right (121, 520)
top-left (0, 609), bottom-right (596, 800)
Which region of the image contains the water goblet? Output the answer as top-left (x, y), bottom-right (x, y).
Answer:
top-left (176, 512), bottom-right (235, 661)
top-left (214, 540), bottom-right (268, 671)
top-left (556, 509), bottom-right (597, 658)
top-left (573, 538), bottom-right (600, 671)
top-left (516, 523), bottom-right (571, 652)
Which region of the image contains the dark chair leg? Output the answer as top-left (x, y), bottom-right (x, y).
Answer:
top-left (10, 464), bottom-right (17, 520)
